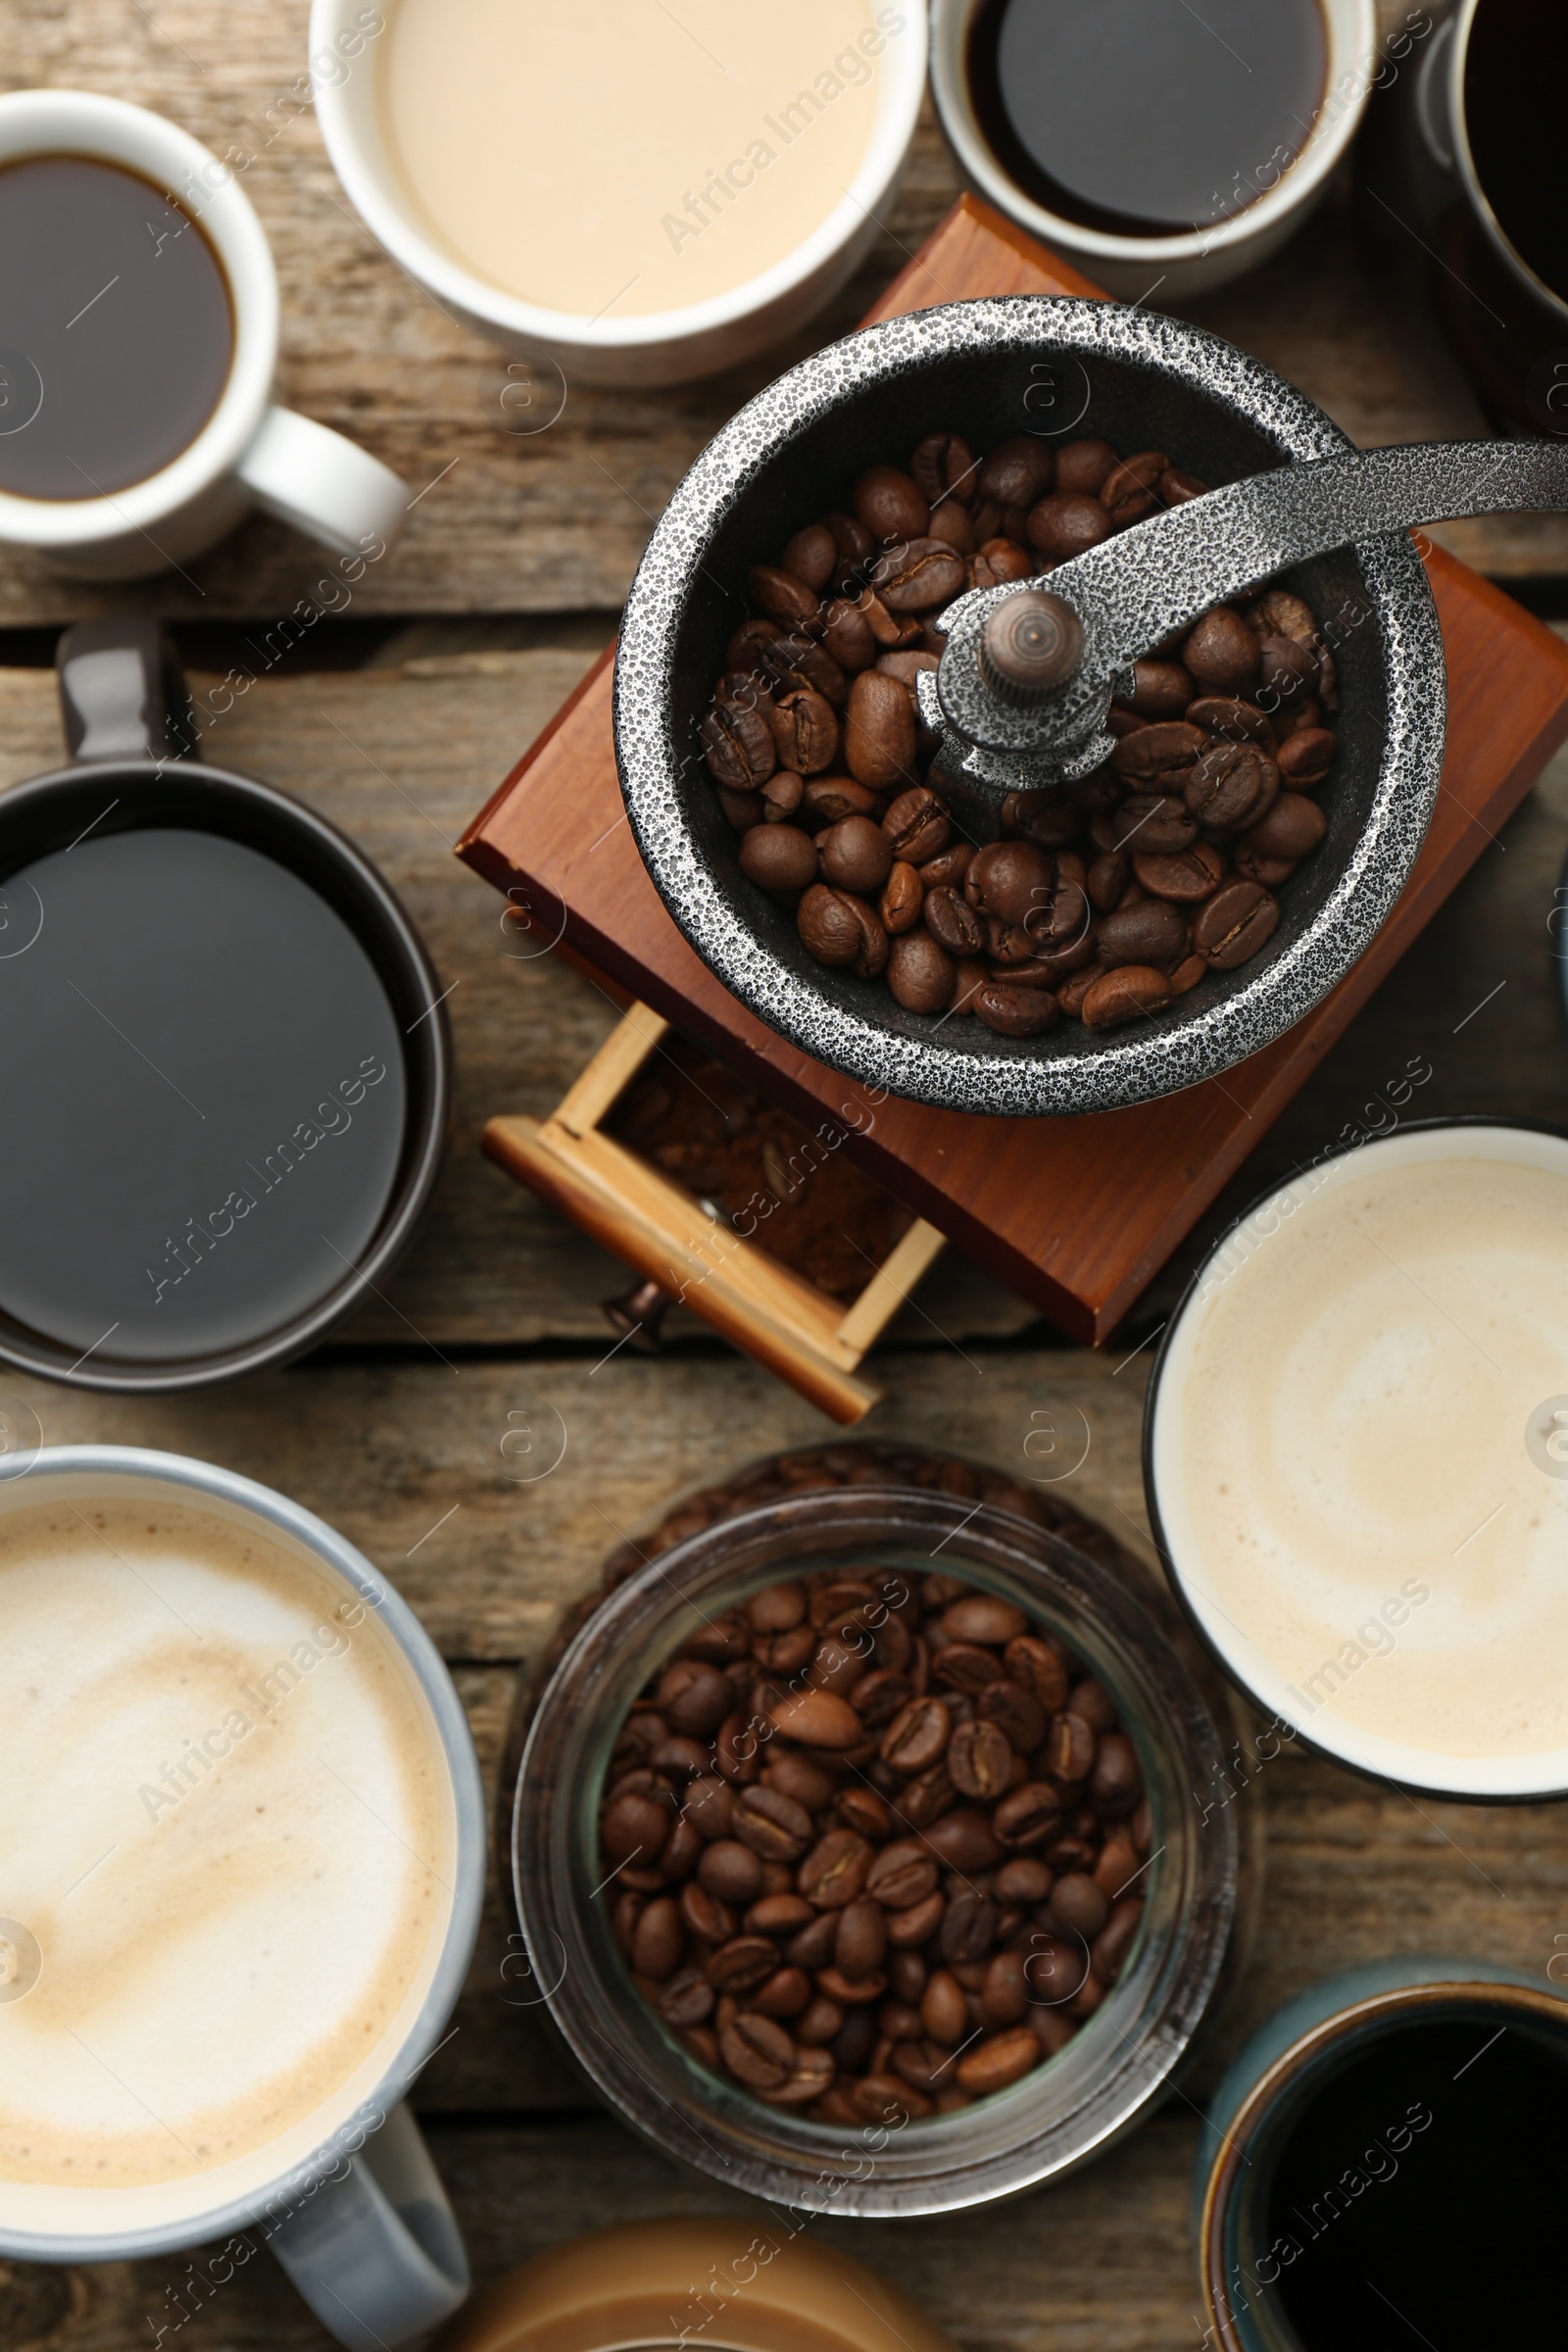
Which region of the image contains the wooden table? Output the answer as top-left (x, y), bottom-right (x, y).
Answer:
top-left (6, 9), bottom-right (1568, 2349)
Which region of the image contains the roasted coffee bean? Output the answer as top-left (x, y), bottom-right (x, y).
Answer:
top-left (1086, 849), bottom-right (1130, 913)
top-left (603, 1789), bottom-right (671, 1871)
top-left (779, 520), bottom-right (837, 593)
top-left (949, 1718), bottom-right (1014, 1799)
top-left (932, 1640), bottom-right (1006, 1698)
top-left (1126, 659), bottom-right (1196, 718)
top-left (702, 701), bottom-right (776, 789)
top-left (1257, 630), bottom-right (1318, 705)
top-left (1111, 721), bottom-right (1207, 783)
top-left (819, 595), bottom-right (877, 673)
top-left (752, 1622), bottom-right (816, 1674)
top-left (720, 2011), bottom-right (796, 2089)
top-left (685, 1773), bottom-right (737, 1837)
top-left (956, 2027), bottom-right (1039, 2095)
top-left (923, 883), bottom-right (985, 958)
top-left (747, 1893), bottom-right (813, 1938)
top-left (659, 1967), bottom-right (714, 2028)
top-left (982, 1947), bottom-right (1030, 2026)
top-left (785, 1910), bottom-right (840, 1971)
top-left (835, 1894), bottom-right (888, 1980)
top-left (974, 981), bottom-right (1059, 1037)
top-left (816, 1963), bottom-right (887, 2006)
top-left (845, 668), bottom-right (916, 788)
top-left (1102, 795), bottom-right (1199, 856)
top-left (1193, 878), bottom-right (1281, 970)
top-left (765, 1751), bottom-right (839, 1812)
top-left (870, 536), bottom-right (966, 612)
top-left (1244, 786), bottom-right (1328, 861)
top-left (801, 774), bottom-right (877, 824)
top-left (1070, 1679), bottom-right (1118, 1732)
top-left (1002, 788), bottom-right (1080, 852)
top-left (1185, 742), bottom-right (1279, 832)
top-left (708, 1936), bottom-right (783, 1994)
top-left (1160, 466), bottom-right (1208, 505)
top-left (1184, 605), bottom-right (1260, 692)
top-left (760, 770), bottom-right (805, 823)
top-left (974, 432), bottom-right (1054, 510)
top-left (797, 883), bottom-right (865, 968)
top-left (920, 1807), bottom-right (1004, 1871)
top-left (879, 1696), bottom-right (952, 1774)
top-left (969, 536), bottom-right (1035, 588)
top-left (1050, 1872), bottom-right (1108, 1939)
top-left (992, 1781), bottom-right (1063, 1850)
top-left (1170, 951), bottom-right (1206, 995)
top-left (632, 1896), bottom-right (685, 1980)
top-left (732, 1785), bottom-right (814, 1862)
top-left (749, 564), bottom-right (821, 630)
top-left (963, 840), bottom-right (1054, 927)
top-left (728, 615), bottom-right (781, 669)
top-left (1100, 449), bottom-right (1167, 526)
top-left (1095, 899), bottom-right (1188, 971)
top-left (1050, 436), bottom-right (1114, 495)
top-left (928, 498), bottom-right (976, 554)
top-left (1133, 840), bottom-right (1225, 903)
top-left (752, 1965), bottom-right (813, 2020)
top-left (855, 465), bottom-right (929, 543)
top-left (939, 1888), bottom-right (1000, 1966)
top-left (1092, 1897), bottom-right (1145, 1984)
top-left (849, 1669), bottom-right (912, 1732)
top-left (1090, 1733), bottom-right (1143, 1817)
top-left (680, 1881), bottom-right (736, 1945)
top-left (740, 823), bottom-right (816, 896)
top-left (886, 929), bottom-right (954, 1014)
top-left (1278, 727), bottom-right (1337, 787)
top-left (659, 1661), bottom-right (737, 1737)
top-left (1004, 1634), bottom-right (1070, 1712)
top-left (1047, 1711), bottom-right (1097, 1784)
top-left (887, 1888), bottom-right (946, 1947)
top-left (695, 1838), bottom-right (763, 1907)
top-left (1026, 491), bottom-right (1113, 560)
top-left (920, 1967), bottom-right (969, 2044)
top-left (882, 784), bottom-right (951, 863)
top-left (796, 1993), bottom-right (845, 2045)
top-left (1080, 963), bottom-right (1175, 1029)
top-left (941, 1593), bottom-right (1024, 1645)
top-left (769, 686), bottom-right (839, 775)
top-left (879, 860), bottom-right (924, 935)
top-left (1230, 840), bottom-right (1297, 888)
top-left (761, 631), bottom-right (848, 706)
top-left (1187, 694), bottom-right (1275, 746)
top-left (771, 1687), bottom-right (862, 1750)
top-left (824, 508), bottom-right (875, 569)
top-left (996, 1855), bottom-right (1054, 1906)
top-left (911, 429), bottom-right (979, 508)
top-left (818, 813), bottom-right (894, 895)
top-left (798, 1827), bottom-right (874, 1907)
top-left (978, 1677), bottom-right (1046, 1753)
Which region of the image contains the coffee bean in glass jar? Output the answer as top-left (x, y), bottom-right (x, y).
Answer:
top-left (703, 429), bottom-right (1340, 1040)
top-left (596, 1565), bottom-right (1152, 2125)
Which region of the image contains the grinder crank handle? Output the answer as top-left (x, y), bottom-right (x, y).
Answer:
top-left (930, 439), bottom-right (1568, 776)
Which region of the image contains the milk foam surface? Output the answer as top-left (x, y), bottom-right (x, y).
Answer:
top-left (1167, 1152), bottom-right (1568, 1762)
top-left (381, 0), bottom-right (889, 316)
top-left (0, 1496), bottom-right (449, 2193)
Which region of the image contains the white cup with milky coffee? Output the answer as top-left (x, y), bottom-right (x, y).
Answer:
top-left (312, 0), bottom-right (929, 387)
top-left (1145, 1121), bottom-right (1568, 1801)
top-left (0, 1446), bottom-right (484, 2350)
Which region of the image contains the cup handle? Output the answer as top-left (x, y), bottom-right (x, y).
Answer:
top-left (56, 616), bottom-right (192, 763)
top-left (266, 2103), bottom-right (470, 2350)
top-left (234, 404), bottom-right (410, 561)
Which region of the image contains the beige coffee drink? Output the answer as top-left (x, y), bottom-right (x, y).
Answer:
top-left (0, 1489), bottom-right (451, 2210)
top-left (380, 0), bottom-right (902, 318)
top-left (1150, 1129), bottom-right (1568, 1795)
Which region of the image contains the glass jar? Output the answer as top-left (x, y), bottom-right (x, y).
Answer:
top-left (507, 1446), bottom-right (1247, 2215)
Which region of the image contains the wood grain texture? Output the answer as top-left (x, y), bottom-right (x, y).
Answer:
top-left (461, 195), bottom-right (1568, 1342)
top-left (1, 0), bottom-right (1565, 629)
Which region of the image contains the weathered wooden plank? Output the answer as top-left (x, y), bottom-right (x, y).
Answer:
top-left (0, 0), bottom-right (1564, 634)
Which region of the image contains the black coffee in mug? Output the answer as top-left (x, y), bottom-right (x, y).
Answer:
top-left (1255, 2004), bottom-right (1563, 2347)
top-left (1464, 0), bottom-right (1568, 305)
top-left (0, 156), bottom-right (231, 499)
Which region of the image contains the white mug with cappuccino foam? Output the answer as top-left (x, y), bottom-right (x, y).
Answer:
top-left (1146, 1120), bottom-right (1568, 1801)
top-left (0, 1446), bottom-right (484, 2350)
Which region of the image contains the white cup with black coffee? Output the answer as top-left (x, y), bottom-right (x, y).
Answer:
top-left (0, 1445), bottom-right (485, 2349)
top-left (0, 88), bottom-right (409, 576)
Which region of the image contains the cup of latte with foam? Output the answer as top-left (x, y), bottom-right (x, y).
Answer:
top-left (0, 1446), bottom-right (484, 2349)
top-left (1146, 1121), bottom-right (1568, 1800)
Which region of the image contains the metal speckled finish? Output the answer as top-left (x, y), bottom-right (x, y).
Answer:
top-left (614, 298), bottom-right (1447, 1118)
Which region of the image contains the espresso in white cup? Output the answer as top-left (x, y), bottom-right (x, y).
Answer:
top-left (0, 90), bottom-right (409, 576)
top-left (1146, 1121), bottom-right (1568, 1800)
top-left (0, 1447), bottom-right (484, 2351)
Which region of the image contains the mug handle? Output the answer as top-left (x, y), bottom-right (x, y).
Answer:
top-left (56, 616), bottom-right (192, 763)
top-left (234, 405), bottom-right (410, 561)
top-left (267, 2102), bottom-right (470, 2350)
